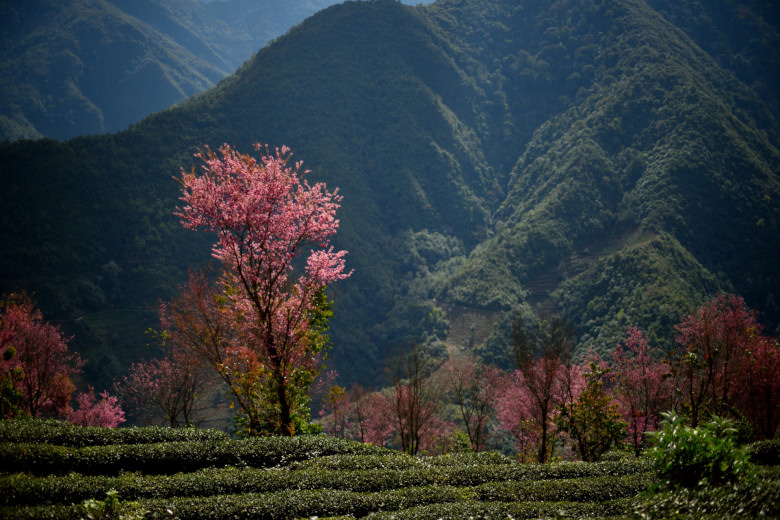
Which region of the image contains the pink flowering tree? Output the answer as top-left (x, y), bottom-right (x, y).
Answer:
top-left (176, 143), bottom-right (351, 436)
top-left (65, 387), bottom-right (125, 428)
top-left (503, 312), bottom-right (576, 462)
top-left (116, 326), bottom-right (216, 428)
top-left (387, 344), bottom-right (444, 455)
top-left (346, 385), bottom-right (395, 446)
top-left (0, 293), bottom-right (83, 418)
top-left (611, 326), bottom-right (671, 455)
top-left (671, 293), bottom-right (762, 426)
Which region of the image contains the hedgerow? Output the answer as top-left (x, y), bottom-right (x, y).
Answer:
top-left (0, 418), bottom-right (229, 446)
top-left (4, 486), bottom-right (470, 520)
top-left (363, 498), bottom-right (634, 519)
top-left (0, 434), bottom-right (389, 475)
top-left (1, 460), bottom-right (653, 506)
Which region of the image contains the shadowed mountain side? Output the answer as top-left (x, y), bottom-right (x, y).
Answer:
top-left (0, 0), bottom-right (778, 388)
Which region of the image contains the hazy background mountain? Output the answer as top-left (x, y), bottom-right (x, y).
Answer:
top-left (1, 0), bottom-right (778, 392)
top-left (0, 0), bottom-right (434, 141)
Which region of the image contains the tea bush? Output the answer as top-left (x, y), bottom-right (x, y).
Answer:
top-left (747, 439), bottom-right (780, 466)
top-left (0, 418), bottom-right (229, 446)
top-left (646, 412), bottom-right (752, 488)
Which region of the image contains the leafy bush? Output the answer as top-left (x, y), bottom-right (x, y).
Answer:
top-left (747, 439), bottom-right (780, 466)
top-left (364, 498), bottom-right (634, 519)
top-left (79, 490), bottom-right (146, 520)
top-left (646, 412), bottom-right (752, 488)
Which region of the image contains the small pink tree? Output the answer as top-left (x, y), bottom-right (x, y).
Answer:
top-left (611, 326), bottom-right (671, 455)
top-left (176, 143), bottom-right (351, 436)
top-left (65, 387), bottom-right (125, 428)
top-left (0, 293), bottom-right (83, 418)
top-left (346, 385), bottom-right (395, 446)
top-left (387, 344), bottom-right (444, 455)
top-left (117, 335), bottom-right (215, 428)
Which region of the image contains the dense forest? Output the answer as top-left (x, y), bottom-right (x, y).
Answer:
top-left (1, 0), bottom-right (779, 395)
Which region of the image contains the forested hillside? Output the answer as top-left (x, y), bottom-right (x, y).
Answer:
top-left (0, 0), bottom-right (434, 141)
top-left (1, 0), bottom-right (778, 390)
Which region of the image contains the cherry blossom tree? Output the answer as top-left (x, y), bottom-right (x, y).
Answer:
top-left (116, 321), bottom-right (216, 428)
top-left (346, 385), bottom-right (395, 446)
top-left (0, 293), bottom-right (83, 418)
top-left (505, 312), bottom-right (576, 462)
top-left (176, 143), bottom-right (351, 436)
top-left (65, 387), bottom-right (125, 428)
top-left (611, 326), bottom-right (671, 455)
top-left (671, 293), bottom-right (761, 426)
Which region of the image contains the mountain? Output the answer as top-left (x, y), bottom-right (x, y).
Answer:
top-left (1, 0), bottom-right (778, 390)
top-left (0, 0), bottom-right (435, 142)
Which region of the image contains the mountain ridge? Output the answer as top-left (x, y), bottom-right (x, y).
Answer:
top-left (1, 0), bottom-right (778, 388)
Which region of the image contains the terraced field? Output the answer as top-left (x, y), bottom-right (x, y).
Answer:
top-left (1, 419), bottom-right (777, 519)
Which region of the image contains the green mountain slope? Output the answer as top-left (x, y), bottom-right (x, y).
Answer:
top-left (1, 0), bottom-right (778, 388)
top-left (0, 0), bottom-right (436, 141)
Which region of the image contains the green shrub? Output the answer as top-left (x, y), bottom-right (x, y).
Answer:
top-left (79, 490), bottom-right (146, 520)
top-left (646, 412), bottom-right (752, 488)
top-left (633, 473), bottom-right (780, 519)
top-left (747, 439), bottom-right (780, 466)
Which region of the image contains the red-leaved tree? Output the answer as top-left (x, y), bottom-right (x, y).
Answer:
top-left (176, 143), bottom-right (351, 436)
top-left (611, 326), bottom-right (671, 455)
top-left (733, 334), bottom-right (780, 439)
top-left (0, 293), bottom-right (83, 418)
top-left (501, 312), bottom-right (576, 462)
top-left (672, 293), bottom-right (762, 426)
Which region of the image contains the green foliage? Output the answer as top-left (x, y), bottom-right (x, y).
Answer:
top-left (633, 469), bottom-right (780, 519)
top-left (79, 490), bottom-right (146, 520)
top-left (1, 0), bottom-right (779, 394)
top-left (0, 430), bottom-right (387, 476)
top-left (556, 363), bottom-right (627, 462)
top-left (0, 418), bottom-right (229, 446)
top-left (6, 419), bottom-right (774, 519)
top-left (647, 412), bottom-right (753, 489)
